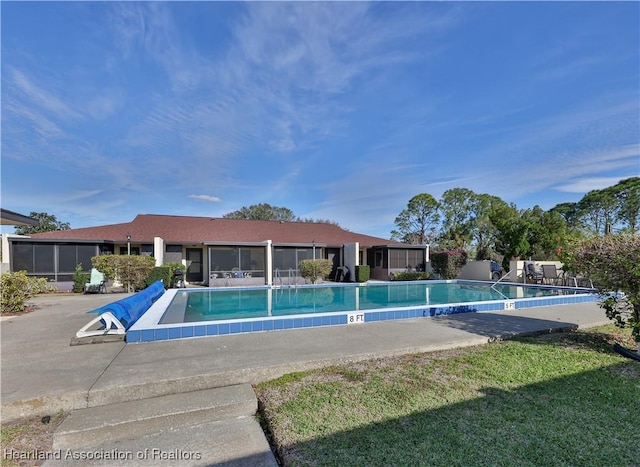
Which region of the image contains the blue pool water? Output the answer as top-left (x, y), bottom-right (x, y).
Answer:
top-left (126, 281), bottom-right (598, 343)
top-left (161, 281), bottom-right (582, 323)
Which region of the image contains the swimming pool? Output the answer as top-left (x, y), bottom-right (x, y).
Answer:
top-left (127, 281), bottom-right (598, 343)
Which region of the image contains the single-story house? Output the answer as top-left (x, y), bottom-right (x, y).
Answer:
top-left (1, 214), bottom-right (429, 289)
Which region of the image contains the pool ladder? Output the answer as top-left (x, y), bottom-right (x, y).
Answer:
top-left (274, 268), bottom-right (298, 288)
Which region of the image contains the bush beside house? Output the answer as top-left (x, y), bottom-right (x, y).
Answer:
top-left (146, 267), bottom-right (171, 288)
top-left (390, 271), bottom-right (431, 281)
top-left (355, 265), bottom-right (370, 282)
top-left (0, 271), bottom-right (57, 314)
top-left (431, 250), bottom-right (468, 280)
top-left (93, 255), bottom-right (156, 292)
top-left (299, 259), bottom-right (333, 284)
top-left (73, 264), bottom-right (89, 293)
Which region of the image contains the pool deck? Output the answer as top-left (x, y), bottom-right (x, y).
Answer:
top-left (1, 292), bottom-right (611, 465)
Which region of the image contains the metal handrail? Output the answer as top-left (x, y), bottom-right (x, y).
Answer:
top-left (491, 269), bottom-right (513, 288)
top-left (490, 270), bottom-right (514, 300)
top-left (289, 268), bottom-right (296, 288)
top-left (274, 268), bottom-right (280, 286)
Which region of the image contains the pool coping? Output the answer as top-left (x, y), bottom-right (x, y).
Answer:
top-left (126, 280), bottom-right (599, 344)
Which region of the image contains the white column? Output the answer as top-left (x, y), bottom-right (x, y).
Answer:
top-left (154, 237), bottom-right (164, 266)
top-left (343, 242), bottom-right (359, 282)
top-left (265, 240), bottom-right (273, 286)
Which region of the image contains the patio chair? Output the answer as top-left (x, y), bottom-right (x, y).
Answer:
top-left (541, 264), bottom-right (563, 286)
top-left (83, 268), bottom-right (107, 294)
top-left (524, 262), bottom-right (544, 284)
top-left (565, 272), bottom-right (594, 288)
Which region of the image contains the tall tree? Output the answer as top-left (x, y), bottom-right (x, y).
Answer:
top-left (578, 189), bottom-right (617, 235)
top-left (523, 206), bottom-right (571, 259)
top-left (611, 177), bottom-right (640, 234)
top-left (438, 188), bottom-right (476, 250)
top-left (14, 212), bottom-right (70, 235)
top-left (391, 193), bottom-right (440, 245)
top-left (437, 189), bottom-right (504, 260)
top-left (489, 201), bottom-right (531, 271)
top-left (472, 194), bottom-right (502, 260)
top-left (550, 202), bottom-right (583, 232)
top-left (223, 203), bottom-right (296, 222)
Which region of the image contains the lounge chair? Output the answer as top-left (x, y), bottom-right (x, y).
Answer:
top-left (542, 264), bottom-right (563, 286)
top-left (84, 268), bottom-right (107, 294)
top-left (524, 262), bottom-right (544, 284)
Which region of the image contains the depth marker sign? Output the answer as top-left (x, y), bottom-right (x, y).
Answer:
top-left (347, 312), bottom-right (365, 324)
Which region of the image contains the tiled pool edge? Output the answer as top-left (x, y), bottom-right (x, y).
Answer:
top-left (126, 287), bottom-right (599, 344)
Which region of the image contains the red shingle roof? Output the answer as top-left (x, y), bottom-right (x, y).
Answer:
top-left (29, 214), bottom-right (405, 248)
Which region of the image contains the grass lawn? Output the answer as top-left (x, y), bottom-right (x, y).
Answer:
top-left (1, 412), bottom-right (66, 467)
top-left (255, 325), bottom-right (640, 466)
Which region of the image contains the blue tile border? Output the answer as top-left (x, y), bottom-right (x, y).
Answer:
top-left (127, 330), bottom-right (140, 342)
top-left (126, 286), bottom-right (600, 343)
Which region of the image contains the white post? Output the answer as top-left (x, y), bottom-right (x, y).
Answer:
top-left (154, 237), bottom-right (164, 267)
top-left (265, 240), bottom-right (273, 286)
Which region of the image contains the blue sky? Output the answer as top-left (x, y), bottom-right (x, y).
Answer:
top-left (2, 1), bottom-right (639, 239)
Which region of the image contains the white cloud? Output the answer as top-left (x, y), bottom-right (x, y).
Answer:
top-left (555, 176), bottom-right (637, 194)
top-left (189, 195), bottom-right (222, 203)
top-left (10, 67), bottom-right (81, 120)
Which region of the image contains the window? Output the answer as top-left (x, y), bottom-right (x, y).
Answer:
top-left (58, 244), bottom-right (97, 273)
top-left (209, 246), bottom-right (266, 277)
top-left (12, 243), bottom-right (34, 272)
top-left (388, 249), bottom-right (425, 270)
top-left (165, 245), bottom-right (182, 264)
top-left (33, 244), bottom-right (54, 273)
top-left (10, 242), bottom-right (101, 280)
top-left (210, 247), bottom-right (236, 272)
top-left (240, 247), bottom-right (265, 273)
top-left (58, 245), bottom-right (77, 272)
top-left (77, 245), bottom-right (97, 271)
top-left (273, 247), bottom-right (314, 275)
top-left (407, 249), bottom-right (425, 270)
top-left (273, 248), bottom-right (295, 271)
top-left (389, 249), bottom-right (405, 269)
top-left (99, 244), bottom-right (114, 255)
top-left (141, 244), bottom-right (154, 256)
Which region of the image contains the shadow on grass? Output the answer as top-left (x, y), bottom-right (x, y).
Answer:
top-left (260, 334), bottom-right (639, 467)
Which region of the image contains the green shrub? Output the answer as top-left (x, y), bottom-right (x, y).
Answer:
top-left (72, 264), bottom-right (89, 293)
top-left (0, 271), bottom-right (57, 314)
top-left (569, 234), bottom-right (640, 342)
top-left (390, 271), bottom-right (431, 281)
top-left (164, 262), bottom-right (185, 280)
top-left (92, 255), bottom-right (156, 292)
top-left (431, 249), bottom-right (468, 280)
top-left (355, 265), bottom-right (370, 282)
top-left (146, 267), bottom-right (171, 288)
top-left (299, 259), bottom-right (333, 284)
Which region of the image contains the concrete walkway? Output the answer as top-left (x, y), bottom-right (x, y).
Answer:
top-left (1, 292), bottom-right (610, 465)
